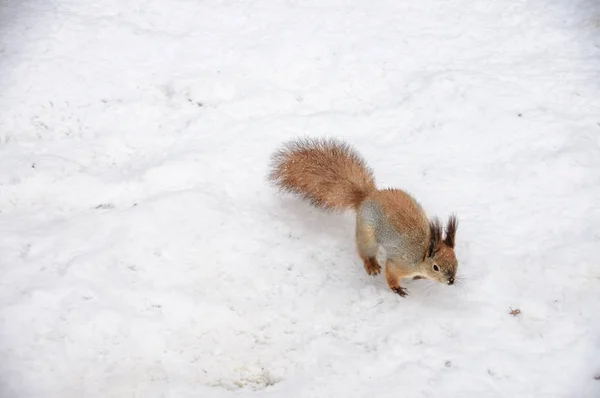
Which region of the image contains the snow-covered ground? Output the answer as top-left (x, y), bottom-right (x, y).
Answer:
top-left (1, 0), bottom-right (599, 397)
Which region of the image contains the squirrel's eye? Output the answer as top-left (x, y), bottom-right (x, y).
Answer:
top-left (433, 264), bottom-right (440, 272)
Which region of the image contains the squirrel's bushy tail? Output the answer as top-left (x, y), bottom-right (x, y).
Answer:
top-left (268, 138), bottom-right (376, 211)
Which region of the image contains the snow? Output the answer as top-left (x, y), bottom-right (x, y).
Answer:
top-left (1, 0), bottom-right (600, 396)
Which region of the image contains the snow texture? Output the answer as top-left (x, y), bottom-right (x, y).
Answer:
top-left (1, 0), bottom-right (600, 397)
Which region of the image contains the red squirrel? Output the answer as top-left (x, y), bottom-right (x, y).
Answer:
top-left (268, 137), bottom-right (459, 297)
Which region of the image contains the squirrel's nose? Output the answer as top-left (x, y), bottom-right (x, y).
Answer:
top-left (448, 278), bottom-right (454, 285)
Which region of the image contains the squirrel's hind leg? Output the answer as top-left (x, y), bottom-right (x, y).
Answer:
top-left (355, 216), bottom-right (381, 276)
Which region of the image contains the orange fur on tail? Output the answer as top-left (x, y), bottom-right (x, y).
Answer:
top-left (268, 138), bottom-right (376, 211)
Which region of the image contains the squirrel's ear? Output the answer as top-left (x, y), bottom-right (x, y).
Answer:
top-left (428, 217), bottom-right (443, 257)
top-left (443, 214), bottom-right (458, 248)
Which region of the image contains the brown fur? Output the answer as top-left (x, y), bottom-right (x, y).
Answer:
top-left (268, 138), bottom-right (376, 211)
top-left (355, 222), bottom-right (381, 274)
top-left (385, 260), bottom-right (409, 297)
top-left (428, 217), bottom-right (443, 257)
top-left (363, 257), bottom-right (381, 275)
top-left (444, 215), bottom-right (458, 248)
top-left (370, 188), bottom-right (430, 259)
top-left (268, 137), bottom-right (459, 297)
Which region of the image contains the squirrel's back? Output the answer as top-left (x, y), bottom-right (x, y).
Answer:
top-left (358, 189), bottom-right (429, 263)
top-left (268, 138), bottom-right (376, 211)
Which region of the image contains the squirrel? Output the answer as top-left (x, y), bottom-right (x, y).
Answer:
top-left (268, 137), bottom-right (459, 297)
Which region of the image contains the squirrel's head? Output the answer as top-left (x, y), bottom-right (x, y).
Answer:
top-left (420, 215), bottom-right (458, 285)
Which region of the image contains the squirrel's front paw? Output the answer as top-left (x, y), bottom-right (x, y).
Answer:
top-left (363, 257), bottom-right (381, 275)
top-left (391, 286), bottom-right (408, 297)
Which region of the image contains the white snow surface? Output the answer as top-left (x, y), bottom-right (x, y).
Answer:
top-left (1, 0), bottom-right (600, 397)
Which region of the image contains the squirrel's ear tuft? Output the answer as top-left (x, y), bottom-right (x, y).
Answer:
top-left (443, 214), bottom-right (458, 248)
top-left (428, 217), bottom-right (443, 257)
